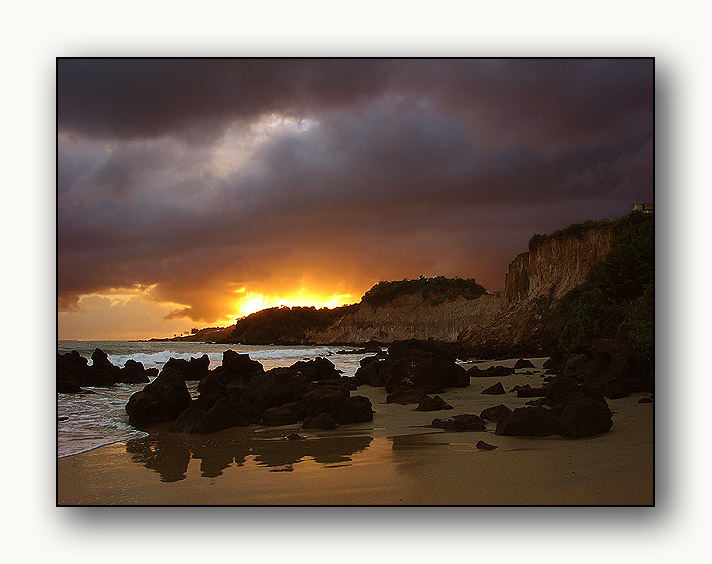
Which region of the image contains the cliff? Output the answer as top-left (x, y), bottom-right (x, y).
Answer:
top-left (458, 221), bottom-right (616, 356)
top-left (307, 292), bottom-right (505, 344)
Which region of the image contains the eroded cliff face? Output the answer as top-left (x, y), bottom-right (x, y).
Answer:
top-left (299, 223), bottom-right (615, 354)
top-left (459, 224), bottom-right (615, 356)
top-left (307, 292), bottom-right (505, 344)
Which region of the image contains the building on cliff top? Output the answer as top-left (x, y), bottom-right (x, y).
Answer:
top-left (631, 202), bottom-right (654, 213)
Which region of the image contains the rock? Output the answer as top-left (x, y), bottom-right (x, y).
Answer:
top-left (302, 413), bottom-right (338, 430)
top-left (125, 367), bottom-right (192, 428)
top-left (562, 353), bottom-right (590, 379)
top-left (234, 367), bottom-right (310, 414)
top-left (210, 351), bottom-right (265, 387)
top-left (163, 354), bottom-right (210, 381)
top-left (290, 357), bottom-right (341, 381)
top-left (382, 340), bottom-right (470, 393)
top-left (514, 384), bottom-right (546, 398)
top-left (525, 397), bottom-right (548, 407)
top-left (262, 401), bottom-right (308, 426)
top-left (514, 358), bottom-right (535, 369)
top-left (415, 395), bottom-right (453, 411)
top-left (353, 358), bottom-right (385, 387)
top-left (116, 359), bottom-right (150, 384)
top-left (145, 368), bottom-right (159, 378)
top-left (638, 397), bottom-right (653, 404)
top-left (603, 379), bottom-right (629, 399)
top-left (286, 433), bottom-right (304, 440)
top-left (543, 350), bottom-right (566, 372)
top-left (557, 396), bottom-right (613, 438)
top-left (481, 382), bottom-right (505, 395)
top-left (543, 377), bottom-right (607, 411)
top-left (480, 404), bottom-right (512, 423)
top-left (476, 440), bottom-right (498, 451)
top-left (386, 386), bottom-right (427, 405)
top-left (432, 414), bottom-right (486, 431)
top-left (495, 407), bottom-right (559, 437)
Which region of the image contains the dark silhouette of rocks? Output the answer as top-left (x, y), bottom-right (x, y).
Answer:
top-left (289, 357), bottom-right (341, 381)
top-left (467, 364), bottom-right (516, 378)
top-left (432, 413), bottom-right (486, 431)
top-left (476, 440), bottom-right (498, 450)
top-left (514, 358), bottom-right (535, 369)
top-left (638, 397), bottom-right (653, 403)
top-left (480, 404), bottom-right (513, 423)
top-left (163, 354), bottom-right (210, 381)
top-left (495, 406), bottom-right (560, 437)
top-left (481, 382), bottom-right (505, 395)
top-left (415, 395), bottom-right (453, 411)
top-left (355, 339), bottom-right (469, 404)
top-left (125, 367), bottom-right (192, 428)
top-left (58, 348), bottom-right (152, 391)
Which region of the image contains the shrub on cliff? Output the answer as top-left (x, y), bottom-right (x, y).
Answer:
top-left (228, 304), bottom-right (357, 344)
top-left (362, 276), bottom-right (487, 308)
top-left (549, 211), bottom-right (653, 357)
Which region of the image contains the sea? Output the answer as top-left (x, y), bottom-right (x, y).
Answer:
top-left (56, 340), bottom-right (373, 459)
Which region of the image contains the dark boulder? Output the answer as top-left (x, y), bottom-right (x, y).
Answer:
top-left (481, 382), bottom-right (505, 395)
top-left (543, 350), bottom-right (566, 372)
top-left (163, 354), bottom-right (210, 381)
top-left (543, 377), bottom-right (607, 411)
top-left (638, 397), bottom-right (653, 403)
top-left (476, 440), bottom-right (498, 451)
top-left (302, 413), bottom-right (339, 430)
top-left (354, 358), bottom-right (386, 387)
top-left (261, 401), bottom-right (308, 426)
top-left (210, 351), bottom-right (265, 387)
top-left (125, 367), bottom-right (192, 428)
top-left (557, 396), bottom-right (613, 438)
top-left (233, 367), bottom-right (310, 414)
top-left (603, 379), bottom-right (629, 399)
top-left (386, 385), bottom-right (427, 405)
top-left (495, 407), bottom-right (559, 437)
top-left (116, 359), bottom-right (150, 384)
top-left (57, 350), bottom-right (90, 391)
top-left (432, 414), bottom-right (486, 431)
top-left (290, 357), bottom-right (341, 381)
top-left (514, 384), bottom-right (546, 398)
top-left (562, 353), bottom-right (590, 380)
top-left (480, 404), bottom-right (513, 423)
top-left (514, 358), bottom-right (535, 369)
top-left (415, 395), bottom-right (453, 411)
top-left (302, 387), bottom-right (373, 424)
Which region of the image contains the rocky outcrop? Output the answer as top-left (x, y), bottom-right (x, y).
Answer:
top-left (458, 223), bottom-right (616, 356)
top-left (125, 367), bottom-right (192, 428)
top-left (308, 292), bottom-right (505, 345)
top-left (353, 339), bottom-right (470, 405)
top-left (161, 351), bottom-right (373, 434)
top-left (57, 348), bottom-right (151, 391)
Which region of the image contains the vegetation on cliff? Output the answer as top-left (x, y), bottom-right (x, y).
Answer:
top-left (362, 276), bottom-right (488, 308)
top-left (528, 219), bottom-right (614, 251)
top-left (226, 276), bottom-right (489, 344)
top-left (541, 211), bottom-right (654, 357)
top-left (228, 305), bottom-right (358, 344)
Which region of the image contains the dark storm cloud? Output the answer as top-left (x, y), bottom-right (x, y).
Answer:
top-left (57, 58), bottom-right (654, 323)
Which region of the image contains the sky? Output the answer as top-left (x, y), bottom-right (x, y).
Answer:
top-left (57, 58), bottom-right (654, 340)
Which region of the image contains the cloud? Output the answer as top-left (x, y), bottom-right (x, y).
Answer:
top-left (57, 59), bottom-right (654, 329)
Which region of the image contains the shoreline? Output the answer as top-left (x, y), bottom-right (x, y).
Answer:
top-left (57, 358), bottom-right (653, 506)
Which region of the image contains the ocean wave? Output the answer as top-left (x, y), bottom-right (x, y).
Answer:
top-left (104, 347), bottom-right (339, 369)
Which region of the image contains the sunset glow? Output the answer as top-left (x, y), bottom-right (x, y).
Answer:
top-left (232, 290), bottom-right (354, 319)
top-left (57, 59), bottom-right (653, 340)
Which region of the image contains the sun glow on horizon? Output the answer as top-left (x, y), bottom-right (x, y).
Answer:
top-left (232, 290), bottom-right (354, 319)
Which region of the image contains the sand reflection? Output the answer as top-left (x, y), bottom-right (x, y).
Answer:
top-left (126, 430), bottom-right (372, 482)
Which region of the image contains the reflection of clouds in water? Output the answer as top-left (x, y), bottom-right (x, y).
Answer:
top-left (126, 432), bottom-right (372, 482)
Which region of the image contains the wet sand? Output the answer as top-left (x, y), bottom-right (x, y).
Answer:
top-left (57, 358), bottom-right (653, 505)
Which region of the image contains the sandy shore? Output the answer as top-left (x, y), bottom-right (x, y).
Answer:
top-left (57, 358), bottom-right (653, 505)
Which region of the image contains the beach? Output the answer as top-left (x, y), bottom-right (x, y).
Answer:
top-left (57, 358), bottom-right (653, 506)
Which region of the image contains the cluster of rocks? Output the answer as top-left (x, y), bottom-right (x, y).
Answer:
top-left (125, 351), bottom-right (373, 433)
top-left (353, 339), bottom-right (470, 404)
top-left (57, 349), bottom-right (159, 392)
